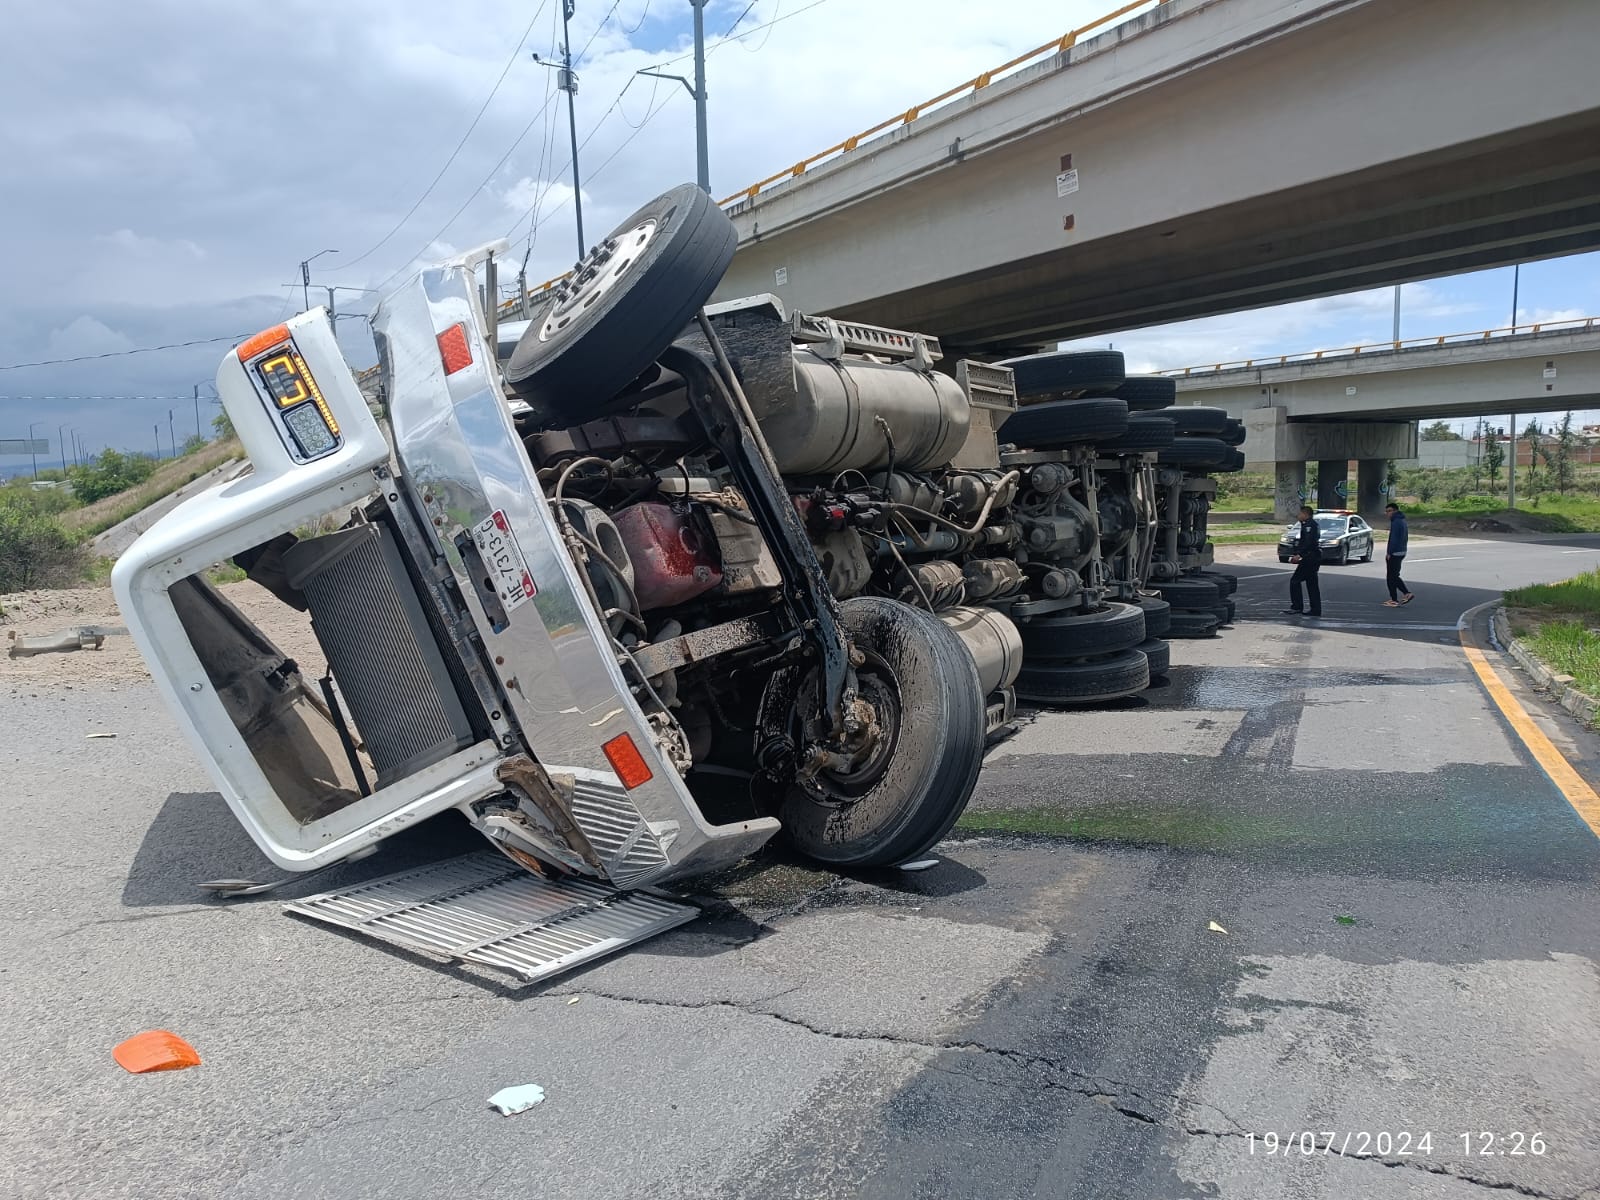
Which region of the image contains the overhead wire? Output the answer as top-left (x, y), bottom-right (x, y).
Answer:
top-left (376, 0), bottom-right (633, 292)
top-left (0, 334), bottom-right (259, 371)
top-left (332, 0), bottom-right (555, 274)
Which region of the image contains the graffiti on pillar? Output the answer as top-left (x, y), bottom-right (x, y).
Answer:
top-left (1335, 481), bottom-right (1349, 499)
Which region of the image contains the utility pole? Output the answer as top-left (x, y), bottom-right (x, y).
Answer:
top-left (193, 384), bottom-right (202, 439)
top-left (27, 420), bottom-right (40, 479)
top-left (169, 409), bottom-right (177, 458)
top-left (638, 0), bottom-right (711, 192)
top-left (1392, 284), bottom-right (1401, 344)
top-left (154, 424), bottom-right (162, 462)
top-left (1510, 263), bottom-right (1520, 331)
top-left (1508, 412), bottom-right (1517, 509)
top-left (58, 424), bottom-right (67, 474)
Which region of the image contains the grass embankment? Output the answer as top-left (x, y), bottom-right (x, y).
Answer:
top-left (1405, 495), bottom-right (1600, 533)
top-left (1504, 568), bottom-right (1600, 698)
top-left (64, 437), bottom-right (243, 537)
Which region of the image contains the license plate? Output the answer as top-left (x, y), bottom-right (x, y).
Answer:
top-left (472, 511), bottom-right (538, 612)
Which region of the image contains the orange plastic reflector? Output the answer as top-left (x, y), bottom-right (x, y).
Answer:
top-left (601, 733), bottom-right (654, 790)
top-left (437, 323), bottom-right (473, 375)
top-left (236, 324), bottom-right (290, 362)
top-left (113, 1030), bottom-right (201, 1074)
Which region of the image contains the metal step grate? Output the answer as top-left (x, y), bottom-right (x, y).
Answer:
top-left (284, 852), bottom-right (698, 983)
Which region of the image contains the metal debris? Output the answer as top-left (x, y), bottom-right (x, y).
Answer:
top-left (7, 627), bottom-right (107, 657)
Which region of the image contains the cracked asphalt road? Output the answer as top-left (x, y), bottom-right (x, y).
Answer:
top-left (4, 533), bottom-right (1600, 1200)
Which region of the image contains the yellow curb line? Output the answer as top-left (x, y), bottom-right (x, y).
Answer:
top-left (1459, 621), bottom-right (1600, 837)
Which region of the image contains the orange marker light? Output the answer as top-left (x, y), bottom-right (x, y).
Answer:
top-left (601, 733), bottom-right (654, 790)
top-left (113, 1030), bottom-right (202, 1074)
top-left (237, 324), bottom-right (290, 362)
top-left (437, 323), bottom-right (473, 375)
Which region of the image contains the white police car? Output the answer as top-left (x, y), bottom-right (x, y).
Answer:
top-left (1278, 509), bottom-right (1375, 566)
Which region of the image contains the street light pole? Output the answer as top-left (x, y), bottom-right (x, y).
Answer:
top-left (559, 2), bottom-right (584, 256)
top-left (58, 424), bottom-right (67, 475)
top-left (299, 248), bottom-right (339, 311)
top-left (1510, 263), bottom-right (1520, 331)
top-left (1392, 284), bottom-right (1401, 344)
top-left (638, 0), bottom-right (711, 192)
top-left (27, 420), bottom-right (40, 479)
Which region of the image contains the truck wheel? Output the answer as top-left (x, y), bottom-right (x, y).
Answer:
top-left (505, 183), bottom-right (736, 426)
top-left (1166, 406), bottom-right (1230, 435)
top-left (1220, 420), bottom-right (1247, 446)
top-left (999, 397), bottom-right (1129, 448)
top-left (1017, 602), bottom-right (1146, 661)
top-left (1195, 571), bottom-right (1236, 596)
top-left (998, 349), bottom-right (1125, 398)
top-left (1158, 437), bottom-right (1232, 469)
top-left (1166, 610), bottom-right (1221, 639)
top-left (1097, 413), bottom-right (1174, 453)
top-left (1137, 637), bottom-right (1171, 678)
top-left (1015, 648), bottom-right (1150, 706)
top-left (761, 597), bottom-right (985, 868)
top-left (1111, 375), bottom-right (1176, 411)
top-left (1135, 596), bottom-right (1172, 638)
top-left (1153, 576), bottom-right (1221, 607)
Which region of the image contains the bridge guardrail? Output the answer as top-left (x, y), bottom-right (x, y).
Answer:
top-left (500, 0), bottom-right (1164, 316)
top-left (1159, 317), bottom-right (1599, 378)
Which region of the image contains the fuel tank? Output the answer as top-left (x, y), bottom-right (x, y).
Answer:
top-left (749, 349), bottom-right (971, 475)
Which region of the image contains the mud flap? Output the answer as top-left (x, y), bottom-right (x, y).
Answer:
top-left (284, 852), bottom-right (697, 983)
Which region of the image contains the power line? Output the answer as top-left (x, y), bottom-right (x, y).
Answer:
top-left (0, 333), bottom-right (256, 371)
top-left (334, 0), bottom-right (556, 273)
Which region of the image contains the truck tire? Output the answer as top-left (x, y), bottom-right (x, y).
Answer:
top-left (1194, 571), bottom-right (1236, 596)
top-left (1158, 437), bottom-right (1231, 469)
top-left (1166, 406), bottom-right (1230, 435)
top-left (1017, 602), bottom-right (1146, 661)
top-left (1015, 648), bottom-right (1150, 706)
top-left (1097, 413), bottom-right (1174, 453)
top-left (1137, 637), bottom-right (1171, 678)
top-left (505, 184), bottom-right (736, 426)
top-left (1166, 609), bottom-right (1221, 639)
top-left (1153, 577), bottom-right (1221, 607)
top-left (1220, 420), bottom-right (1247, 446)
top-left (999, 397), bottom-right (1129, 448)
top-left (1111, 375), bottom-right (1177, 411)
top-left (998, 349), bottom-right (1125, 398)
top-left (763, 597), bottom-right (985, 868)
top-left (1135, 596), bottom-right (1171, 638)
top-left (1210, 602), bottom-right (1234, 626)
top-left (1222, 449), bottom-right (1247, 472)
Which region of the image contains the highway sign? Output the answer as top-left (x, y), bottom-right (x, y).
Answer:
top-left (0, 439), bottom-right (49, 455)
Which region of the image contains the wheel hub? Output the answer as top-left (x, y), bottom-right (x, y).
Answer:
top-left (539, 218), bottom-right (660, 343)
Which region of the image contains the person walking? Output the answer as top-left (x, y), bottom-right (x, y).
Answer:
top-left (1283, 504), bottom-right (1322, 617)
top-left (1384, 502), bottom-right (1414, 606)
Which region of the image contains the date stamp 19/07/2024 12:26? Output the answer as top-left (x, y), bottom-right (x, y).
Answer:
top-left (1246, 1131), bottom-right (1549, 1158)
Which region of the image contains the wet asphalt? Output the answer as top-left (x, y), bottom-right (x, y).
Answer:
top-left (4, 532), bottom-right (1600, 1200)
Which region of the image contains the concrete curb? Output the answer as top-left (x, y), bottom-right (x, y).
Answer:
top-left (1493, 605), bottom-right (1600, 728)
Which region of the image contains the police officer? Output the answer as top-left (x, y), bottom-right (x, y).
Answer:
top-left (1282, 504), bottom-right (1322, 617)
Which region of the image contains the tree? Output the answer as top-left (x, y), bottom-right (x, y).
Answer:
top-left (181, 433), bottom-right (207, 456)
top-left (65, 448), bottom-right (156, 505)
top-left (1484, 427), bottom-right (1504, 490)
top-left (212, 409), bottom-right (235, 440)
top-left (1521, 418), bottom-right (1544, 497)
top-left (1422, 421), bottom-right (1463, 441)
top-left (1553, 411), bottom-right (1577, 494)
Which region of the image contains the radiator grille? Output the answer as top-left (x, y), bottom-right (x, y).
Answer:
top-left (286, 523), bottom-right (475, 787)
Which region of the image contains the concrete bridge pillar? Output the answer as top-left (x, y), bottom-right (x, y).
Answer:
top-left (1317, 460), bottom-right (1347, 510)
top-left (1274, 461), bottom-right (1306, 522)
top-left (1357, 459), bottom-right (1387, 520)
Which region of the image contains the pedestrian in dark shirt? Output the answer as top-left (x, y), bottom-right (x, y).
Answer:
top-left (1383, 503), bottom-right (1414, 606)
top-left (1282, 505), bottom-right (1322, 617)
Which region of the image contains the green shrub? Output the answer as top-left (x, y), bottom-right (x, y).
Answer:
top-left (66, 448), bottom-right (157, 505)
top-left (0, 502), bottom-right (87, 592)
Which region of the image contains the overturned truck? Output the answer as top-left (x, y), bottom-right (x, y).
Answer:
top-left (116, 186), bottom-right (1237, 972)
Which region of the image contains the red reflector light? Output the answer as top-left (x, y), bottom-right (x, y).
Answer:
top-left (437, 323), bottom-right (473, 375)
top-left (237, 324), bottom-right (290, 362)
top-left (601, 733), bottom-right (654, 790)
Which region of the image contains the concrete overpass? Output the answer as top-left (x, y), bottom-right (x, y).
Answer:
top-left (1169, 319), bottom-right (1600, 518)
top-left (709, 0), bottom-right (1600, 353)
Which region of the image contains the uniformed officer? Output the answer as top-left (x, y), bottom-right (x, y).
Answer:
top-left (1283, 504), bottom-right (1322, 617)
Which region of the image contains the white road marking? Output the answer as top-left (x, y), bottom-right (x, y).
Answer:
top-left (1561, 548), bottom-right (1600, 554)
top-left (1404, 555), bottom-right (1465, 562)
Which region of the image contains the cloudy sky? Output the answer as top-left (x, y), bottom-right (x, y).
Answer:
top-left (3, 0), bottom-right (1597, 471)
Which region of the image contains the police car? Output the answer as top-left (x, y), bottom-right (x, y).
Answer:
top-left (1278, 509), bottom-right (1376, 566)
